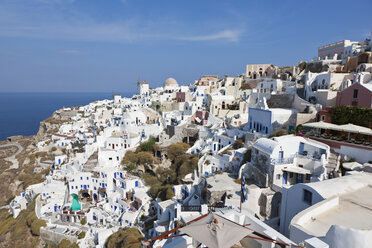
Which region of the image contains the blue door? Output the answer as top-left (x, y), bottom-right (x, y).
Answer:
top-left (299, 143), bottom-right (304, 155)
top-left (58, 159), bottom-right (61, 164)
top-left (84, 185), bottom-right (87, 190)
top-left (135, 181), bottom-right (139, 187)
top-left (282, 172), bottom-right (287, 185)
top-left (54, 206), bottom-right (57, 212)
top-left (297, 174), bottom-right (303, 183)
top-left (279, 151), bottom-right (284, 163)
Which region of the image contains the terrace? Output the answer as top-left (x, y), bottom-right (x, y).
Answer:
top-left (303, 122), bottom-right (372, 147)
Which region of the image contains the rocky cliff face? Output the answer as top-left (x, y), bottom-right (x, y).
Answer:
top-left (34, 109), bottom-right (75, 143)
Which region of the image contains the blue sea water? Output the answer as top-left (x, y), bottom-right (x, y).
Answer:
top-left (0, 92), bottom-right (133, 141)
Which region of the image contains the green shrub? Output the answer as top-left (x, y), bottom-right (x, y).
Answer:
top-left (80, 217), bottom-right (86, 225)
top-left (137, 137), bottom-right (156, 152)
top-left (268, 129), bottom-right (287, 138)
top-left (295, 124), bottom-right (302, 133)
top-left (78, 231), bottom-right (86, 239)
top-left (330, 106), bottom-right (372, 127)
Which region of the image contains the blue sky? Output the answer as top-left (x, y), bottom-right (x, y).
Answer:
top-left (0, 0), bottom-right (371, 92)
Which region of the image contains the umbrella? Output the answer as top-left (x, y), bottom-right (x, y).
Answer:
top-left (302, 121), bottom-right (339, 130)
top-left (180, 212), bottom-right (252, 248)
top-left (338, 123), bottom-right (372, 136)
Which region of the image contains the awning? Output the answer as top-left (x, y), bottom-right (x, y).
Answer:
top-left (303, 122), bottom-right (372, 135)
top-left (282, 166), bottom-right (311, 174)
top-left (337, 124), bottom-right (372, 135)
top-left (302, 121), bottom-right (339, 130)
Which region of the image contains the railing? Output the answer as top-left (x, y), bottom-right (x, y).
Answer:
top-left (271, 152), bottom-right (321, 165)
top-left (296, 152), bottom-right (321, 161)
top-left (181, 205), bottom-right (201, 212)
top-left (271, 157), bottom-right (294, 165)
top-left (180, 203), bottom-right (226, 212)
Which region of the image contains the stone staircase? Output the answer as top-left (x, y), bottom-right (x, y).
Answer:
top-left (325, 152), bottom-right (339, 173)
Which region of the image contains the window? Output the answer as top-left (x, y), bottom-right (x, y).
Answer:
top-left (276, 174), bottom-right (281, 180)
top-left (353, 89), bottom-right (358, 98)
top-left (289, 172), bottom-right (294, 178)
top-left (321, 115), bottom-right (325, 121)
top-left (303, 189), bottom-right (312, 205)
top-left (306, 174), bottom-right (311, 180)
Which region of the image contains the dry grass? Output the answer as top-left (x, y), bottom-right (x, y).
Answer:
top-left (0, 197), bottom-right (44, 247)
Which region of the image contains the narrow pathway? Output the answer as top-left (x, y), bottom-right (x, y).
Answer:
top-left (0, 143), bottom-right (23, 170)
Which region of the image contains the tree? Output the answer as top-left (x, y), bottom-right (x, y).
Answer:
top-left (164, 186), bottom-right (175, 200)
top-left (58, 239), bottom-right (79, 248)
top-left (167, 143), bottom-right (190, 161)
top-left (137, 137), bottom-right (156, 152)
top-left (125, 163), bottom-right (136, 172)
top-left (105, 228), bottom-right (143, 248)
top-left (330, 106), bottom-right (372, 127)
top-left (122, 151), bottom-right (139, 165)
top-left (137, 152), bottom-right (154, 165)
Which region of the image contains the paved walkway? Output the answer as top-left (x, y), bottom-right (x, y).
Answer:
top-left (0, 143), bottom-right (23, 170)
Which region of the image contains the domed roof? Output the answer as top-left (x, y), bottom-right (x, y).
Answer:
top-left (164, 77), bottom-right (179, 87)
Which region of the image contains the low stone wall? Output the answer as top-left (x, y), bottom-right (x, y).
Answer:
top-left (40, 227), bottom-right (78, 247)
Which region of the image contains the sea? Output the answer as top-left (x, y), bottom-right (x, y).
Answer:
top-left (0, 92), bottom-right (134, 141)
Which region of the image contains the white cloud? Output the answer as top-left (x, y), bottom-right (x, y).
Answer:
top-left (178, 29), bottom-right (242, 42)
top-left (0, 1), bottom-right (243, 43)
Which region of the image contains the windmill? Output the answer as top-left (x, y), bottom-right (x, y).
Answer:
top-left (137, 74), bottom-right (140, 92)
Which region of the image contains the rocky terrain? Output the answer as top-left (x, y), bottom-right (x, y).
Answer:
top-left (0, 109), bottom-right (73, 248)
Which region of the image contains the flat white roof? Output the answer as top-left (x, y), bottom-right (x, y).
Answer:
top-left (293, 185), bottom-right (372, 236)
top-left (206, 173), bottom-right (240, 192)
top-left (303, 173), bottom-right (372, 199)
top-left (254, 138), bottom-right (279, 154)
